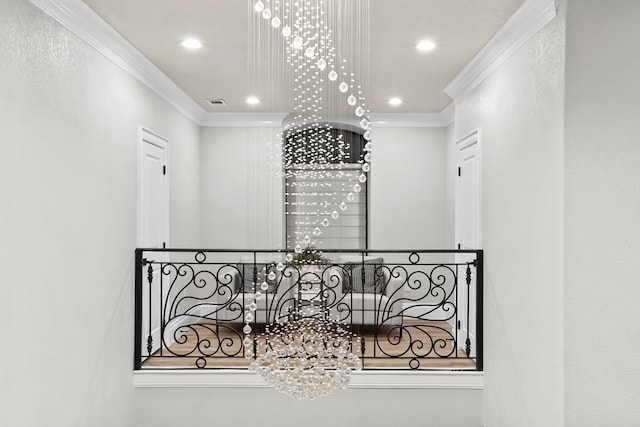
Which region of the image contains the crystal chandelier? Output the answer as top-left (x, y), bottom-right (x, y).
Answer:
top-left (249, 315), bottom-right (363, 400)
top-left (244, 0), bottom-right (370, 399)
top-left (242, 260), bottom-right (364, 400)
top-left (251, 0), bottom-right (372, 251)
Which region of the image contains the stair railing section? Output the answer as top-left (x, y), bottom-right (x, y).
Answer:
top-left (134, 249), bottom-right (483, 371)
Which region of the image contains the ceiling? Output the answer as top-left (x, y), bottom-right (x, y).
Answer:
top-left (82, 0), bottom-right (525, 115)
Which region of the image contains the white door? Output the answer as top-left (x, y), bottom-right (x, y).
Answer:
top-left (138, 127), bottom-right (169, 358)
top-left (455, 130), bottom-right (481, 357)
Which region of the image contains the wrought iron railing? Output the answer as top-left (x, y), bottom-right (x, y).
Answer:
top-left (134, 249), bottom-right (483, 371)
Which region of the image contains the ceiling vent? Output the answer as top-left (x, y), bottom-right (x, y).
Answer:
top-left (206, 98), bottom-right (226, 106)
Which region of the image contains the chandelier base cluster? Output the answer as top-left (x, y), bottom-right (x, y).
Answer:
top-left (249, 315), bottom-right (363, 400)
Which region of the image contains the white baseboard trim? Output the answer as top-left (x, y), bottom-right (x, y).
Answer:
top-left (133, 370), bottom-right (483, 390)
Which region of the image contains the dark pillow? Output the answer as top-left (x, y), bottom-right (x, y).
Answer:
top-left (237, 263), bottom-right (278, 293)
top-left (343, 257), bottom-right (385, 294)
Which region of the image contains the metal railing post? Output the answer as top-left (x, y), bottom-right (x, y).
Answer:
top-left (476, 250), bottom-right (484, 371)
top-left (134, 248), bottom-right (143, 370)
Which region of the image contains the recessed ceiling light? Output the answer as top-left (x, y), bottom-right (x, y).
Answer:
top-left (416, 39), bottom-right (436, 52)
top-left (181, 38), bottom-right (202, 50)
top-left (246, 96), bottom-right (260, 105)
top-left (388, 97), bottom-right (402, 106)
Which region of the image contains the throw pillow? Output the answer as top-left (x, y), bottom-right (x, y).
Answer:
top-left (343, 257), bottom-right (385, 294)
top-left (237, 262), bottom-right (278, 293)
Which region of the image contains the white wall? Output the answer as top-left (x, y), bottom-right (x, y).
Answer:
top-left (133, 387), bottom-right (482, 427)
top-left (169, 123), bottom-right (201, 248)
top-left (0, 1), bottom-right (200, 425)
top-left (444, 123), bottom-right (457, 247)
top-left (200, 126), bottom-right (448, 251)
top-left (369, 127), bottom-right (448, 249)
top-left (199, 126), bottom-right (284, 249)
top-left (564, 0), bottom-right (640, 425)
top-left (451, 5), bottom-right (566, 427)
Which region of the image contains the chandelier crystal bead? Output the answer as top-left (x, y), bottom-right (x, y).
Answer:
top-left (249, 0), bottom-right (370, 400)
top-left (249, 317), bottom-right (363, 400)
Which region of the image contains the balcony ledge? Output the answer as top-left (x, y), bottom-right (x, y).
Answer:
top-left (133, 370), bottom-right (483, 389)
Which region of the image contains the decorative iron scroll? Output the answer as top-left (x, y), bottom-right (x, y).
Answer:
top-left (134, 249), bottom-right (482, 371)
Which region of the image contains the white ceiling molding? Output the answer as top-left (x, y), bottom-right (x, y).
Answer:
top-left (445, 0), bottom-right (557, 102)
top-left (371, 104), bottom-right (455, 128)
top-left (200, 110), bottom-right (455, 128)
top-left (28, 0), bottom-right (206, 124)
top-left (32, 0), bottom-right (533, 128)
top-left (29, 0), bottom-right (453, 128)
top-left (133, 370), bottom-right (484, 389)
top-left (200, 112), bottom-right (290, 127)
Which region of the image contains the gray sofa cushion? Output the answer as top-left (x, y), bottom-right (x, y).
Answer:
top-left (237, 262), bottom-right (278, 293)
top-left (343, 257), bottom-right (385, 294)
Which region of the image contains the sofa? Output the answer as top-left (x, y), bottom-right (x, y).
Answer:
top-left (320, 256), bottom-right (405, 327)
top-left (212, 255), bottom-right (404, 329)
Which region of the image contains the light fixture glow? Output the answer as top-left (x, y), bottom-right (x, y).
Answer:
top-left (416, 39), bottom-right (436, 52)
top-left (388, 97), bottom-right (402, 106)
top-left (181, 38), bottom-right (203, 50)
top-left (246, 96), bottom-right (260, 105)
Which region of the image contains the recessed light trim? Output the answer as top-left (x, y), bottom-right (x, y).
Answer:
top-left (181, 38), bottom-right (203, 50)
top-left (388, 97), bottom-right (402, 106)
top-left (246, 96), bottom-right (260, 105)
top-left (416, 39), bottom-right (436, 52)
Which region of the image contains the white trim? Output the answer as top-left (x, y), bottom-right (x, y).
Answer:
top-left (200, 112), bottom-right (289, 127)
top-left (370, 106), bottom-right (454, 128)
top-left (28, 0), bottom-right (206, 124)
top-left (27, 0), bottom-right (457, 128)
top-left (445, 0), bottom-right (557, 101)
top-left (29, 0), bottom-right (555, 127)
top-left (133, 370), bottom-right (483, 389)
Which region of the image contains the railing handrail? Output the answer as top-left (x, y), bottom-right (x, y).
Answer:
top-left (136, 247), bottom-right (483, 254)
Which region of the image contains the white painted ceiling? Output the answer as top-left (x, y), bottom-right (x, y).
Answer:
top-left (82, 0), bottom-right (525, 114)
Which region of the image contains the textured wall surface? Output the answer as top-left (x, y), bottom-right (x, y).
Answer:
top-left (199, 126), bottom-right (284, 249)
top-left (0, 0), bottom-right (200, 425)
top-left (564, 0), bottom-right (640, 425)
top-left (199, 126), bottom-right (449, 251)
top-left (452, 4), bottom-right (566, 426)
top-left (369, 127), bottom-right (448, 249)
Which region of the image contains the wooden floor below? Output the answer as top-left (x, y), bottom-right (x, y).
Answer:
top-left (142, 319), bottom-right (476, 370)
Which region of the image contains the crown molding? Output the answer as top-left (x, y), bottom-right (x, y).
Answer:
top-left (200, 108), bottom-right (454, 128)
top-left (31, 0), bottom-right (542, 128)
top-left (200, 112), bottom-right (290, 127)
top-left (445, 0), bottom-right (557, 102)
top-left (370, 105), bottom-right (454, 128)
top-left (28, 0), bottom-right (206, 124)
top-left (133, 370), bottom-right (483, 389)
top-left (29, 0), bottom-right (454, 129)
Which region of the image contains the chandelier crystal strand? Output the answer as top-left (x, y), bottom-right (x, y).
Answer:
top-left (248, 0), bottom-right (371, 399)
